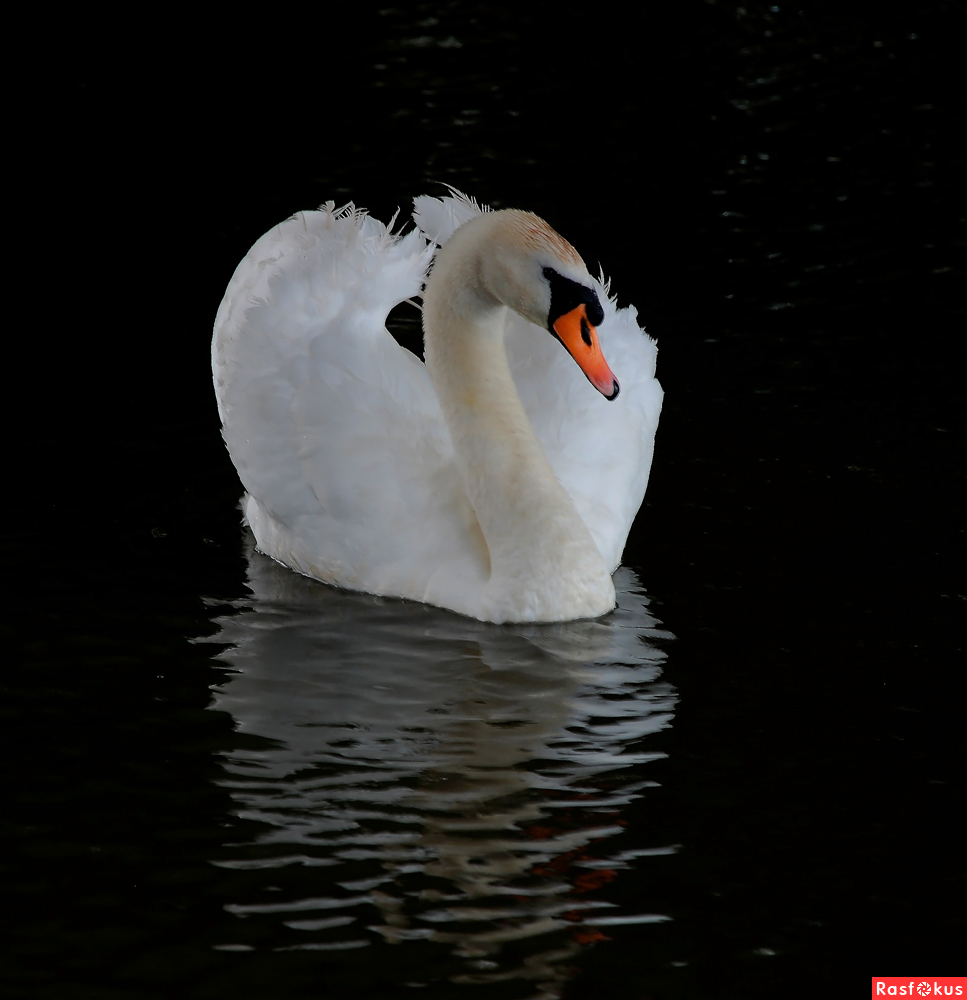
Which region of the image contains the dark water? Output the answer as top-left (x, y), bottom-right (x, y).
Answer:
top-left (5, 2), bottom-right (964, 997)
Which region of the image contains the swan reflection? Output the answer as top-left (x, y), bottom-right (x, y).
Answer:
top-left (208, 540), bottom-right (675, 993)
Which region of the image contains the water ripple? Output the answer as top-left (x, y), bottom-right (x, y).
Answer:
top-left (206, 540), bottom-right (675, 993)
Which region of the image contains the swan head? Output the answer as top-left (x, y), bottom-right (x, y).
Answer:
top-left (477, 211), bottom-right (620, 401)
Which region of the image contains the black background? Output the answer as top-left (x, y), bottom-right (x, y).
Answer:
top-left (4, 2), bottom-right (964, 997)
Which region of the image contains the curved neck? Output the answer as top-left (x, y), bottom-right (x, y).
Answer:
top-left (422, 220), bottom-right (614, 620)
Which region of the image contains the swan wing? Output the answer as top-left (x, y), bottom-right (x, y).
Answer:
top-left (412, 187), bottom-right (487, 245)
top-left (413, 192), bottom-right (663, 571)
top-left (213, 204), bottom-right (487, 605)
top-left (506, 289), bottom-right (662, 572)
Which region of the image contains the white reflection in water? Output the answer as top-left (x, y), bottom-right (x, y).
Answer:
top-left (208, 541), bottom-right (676, 995)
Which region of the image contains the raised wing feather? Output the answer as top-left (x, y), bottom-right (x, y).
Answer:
top-left (213, 204), bottom-right (487, 603)
top-left (412, 187), bottom-right (487, 245)
top-left (412, 193), bottom-right (663, 570)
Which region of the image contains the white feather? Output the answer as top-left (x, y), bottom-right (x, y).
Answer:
top-left (213, 191), bottom-right (662, 622)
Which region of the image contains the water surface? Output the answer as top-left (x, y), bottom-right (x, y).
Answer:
top-left (205, 546), bottom-right (675, 995)
top-left (4, 2), bottom-right (963, 997)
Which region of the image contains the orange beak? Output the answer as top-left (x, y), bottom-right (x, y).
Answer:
top-left (552, 303), bottom-right (620, 400)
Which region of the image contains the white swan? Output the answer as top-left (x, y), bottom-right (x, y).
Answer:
top-left (212, 190), bottom-right (662, 623)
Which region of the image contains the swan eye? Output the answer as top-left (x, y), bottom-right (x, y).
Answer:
top-left (542, 267), bottom-right (604, 330)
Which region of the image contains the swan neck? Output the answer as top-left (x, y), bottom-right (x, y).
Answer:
top-left (422, 219), bottom-right (614, 620)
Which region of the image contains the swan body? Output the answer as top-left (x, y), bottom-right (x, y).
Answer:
top-left (213, 191), bottom-right (662, 623)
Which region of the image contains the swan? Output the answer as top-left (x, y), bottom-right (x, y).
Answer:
top-left (212, 190), bottom-right (662, 623)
